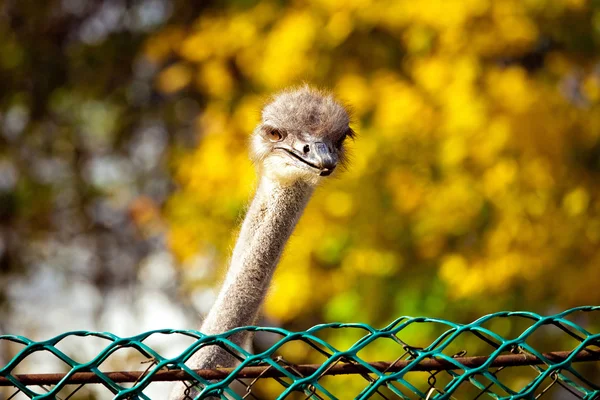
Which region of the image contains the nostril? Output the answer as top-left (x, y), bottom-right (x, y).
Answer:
top-left (303, 145), bottom-right (310, 154)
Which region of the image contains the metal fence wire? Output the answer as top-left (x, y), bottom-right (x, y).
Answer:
top-left (1, 306), bottom-right (599, 399)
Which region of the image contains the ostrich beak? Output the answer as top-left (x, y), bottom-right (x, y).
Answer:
top-left (275, 140), bottom-right (338, 176)
top-left (312, 142), bottom-right (336, 176)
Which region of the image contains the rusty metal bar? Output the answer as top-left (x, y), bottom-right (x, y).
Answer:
top-left (0, 349), bottom-right (598, 387)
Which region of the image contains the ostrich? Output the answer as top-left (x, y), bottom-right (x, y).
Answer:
top-left (169, 86), bottom-right (353, 399)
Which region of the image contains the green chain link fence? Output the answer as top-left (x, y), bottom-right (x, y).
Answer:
top-left (1, 306), bottom-right (599, 399)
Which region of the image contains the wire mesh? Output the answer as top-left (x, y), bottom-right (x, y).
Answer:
top-left (1, 306), bottom-right (599, 399)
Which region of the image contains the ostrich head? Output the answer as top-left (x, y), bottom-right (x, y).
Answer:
top-left (251, 86), bottom-right (354, 185)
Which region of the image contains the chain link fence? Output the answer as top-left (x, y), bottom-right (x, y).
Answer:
top-left (1, 306), bottom-right (599, 399)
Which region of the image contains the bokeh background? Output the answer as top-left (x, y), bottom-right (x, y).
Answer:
top-left (1, 0), bottom-right (599, 398)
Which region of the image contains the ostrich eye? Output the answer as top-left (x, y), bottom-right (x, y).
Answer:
top-left (336, 133), bottom-right (347, 148)
top-left (266, 127), bottom-right (283, 142)
top-left (337, 127), bottom-right (354, 148)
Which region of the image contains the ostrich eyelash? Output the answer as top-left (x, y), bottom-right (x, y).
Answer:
top-left (336, 127), bottom-right (355, 148)
top-left (346, 127), bottom-right (356, 139)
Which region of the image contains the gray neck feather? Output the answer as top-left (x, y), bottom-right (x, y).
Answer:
top-left (170, 176), bottom-right (313, 399)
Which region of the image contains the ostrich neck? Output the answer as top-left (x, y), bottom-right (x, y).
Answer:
top-left (200, 176), bottom-right (314, 336)
top-left (168, 176), bottom-right (314, 399)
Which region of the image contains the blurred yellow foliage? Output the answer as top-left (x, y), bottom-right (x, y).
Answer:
top-left (149, 0), bottom-right (600, 380)
top-left (157, 63), bottom-right (192, 93)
